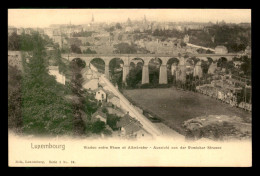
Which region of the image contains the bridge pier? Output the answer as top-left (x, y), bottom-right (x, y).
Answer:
top-left (122, 65), bottom-right (130, 83)
top-left (105, 64), bottom-right (110, 79)
top-left (193, 61), bottom-right (203, 78)
top-left (142, 65), bottom-right (149, 84)
top-left (159, 64), bottom-right (168, 84)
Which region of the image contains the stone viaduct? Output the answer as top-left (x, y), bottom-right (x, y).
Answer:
top-left (61, 53), bottom-right (239, 84)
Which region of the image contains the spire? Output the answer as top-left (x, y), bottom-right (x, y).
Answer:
top-left (127, 17), bottom-right (132, 26)
top-left (92, 14), bottom-right (94, 23)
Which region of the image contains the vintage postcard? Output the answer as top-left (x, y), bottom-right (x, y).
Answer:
top-left (8, 9), bottom-right (252, 167)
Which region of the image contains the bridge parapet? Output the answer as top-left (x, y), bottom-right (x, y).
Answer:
top-left (62, 53), bottom-right (239, 58)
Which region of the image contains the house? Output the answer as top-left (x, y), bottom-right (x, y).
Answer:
top-left (244, 46), bottom-right (251, 55)
top-left (17, 28), bottom-right (25, 35)
top-left (233, 61), bottom-right (243, 69)
top-left (8, 51), bottom-right (23, 71)
top-left (102, 85), bottom-right (111, 92)
top-left (24, 28), bottom-right (34, 35)
top-left (48, 66), bottom-right (66, 85)
top-left (116, 114), bottom-right (148, 138)
top-left (238, 102), bottom-right (252, 111)
top-left (215, 46), bottom-right (228, 54)
top-left (44, 28), bottom-right (54, 38)
top-left (94, 88), bottom-right (107, 102)
top-left (107, 94), bottom-right (120, 108)
top-left (125, 26), bottom-right (133, 33)
top-left (106, 107), bottom-right (125, 117)
top-left (208, 62), bottom-right (217, 74)
top-left (8, 27), bottom-right (17, 36)
top-left (183, 34), bottom-right (189, 43)
top-left (91, 110), bottom-right (107, 123)
top-left (83, 79), bottom-right (99, 91)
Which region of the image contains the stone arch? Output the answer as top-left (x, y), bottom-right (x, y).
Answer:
top-left (125, 58), bottom-right (144, 86)
top-left (206, 57), bottom-right (214, 64)
top-left (185, 57), bottom-right (195, 66)
top-left (130, 58), bottom-right (144, 69)
top-left (130, 62), bottom-right (136, 70)
top-left (148, 58), bottom-right (162, 84)
top-left (71, 58), bottom-right (86, 68)
top-left (175, 57), bottom-right (187, 83)
top-left (167, 57), bottom-right (180, 68)
top-left (188, 56), bottom-right (200, 66)
top-left (108, 58), bottom-right (124, 83)
top-left (136, 62), bottom-right (144, 68)
top-left (109, 58), bottom-right (124, 74)
top-left (193, 59), bottom-right (203, 78)
top-left (89, 58), bottom-right (105, 74)
top-left (166, 57), bottom-right (180, 84)
top-left (217, 57), bottom-right (228, 67)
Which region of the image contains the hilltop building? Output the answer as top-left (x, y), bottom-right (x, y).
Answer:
top-left (215, 46), bottom-right (228, 54)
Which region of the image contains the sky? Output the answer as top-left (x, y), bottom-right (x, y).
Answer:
top-left (8, 9), bottom-right (251, 28)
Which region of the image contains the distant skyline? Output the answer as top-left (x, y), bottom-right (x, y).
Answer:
top-left (8, 9), bottom-right (251, 28)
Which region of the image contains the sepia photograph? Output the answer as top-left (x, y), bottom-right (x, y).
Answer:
top-left (8, 9), bottom-right (252, 167)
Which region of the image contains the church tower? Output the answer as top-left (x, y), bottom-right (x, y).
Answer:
top-left (91, 14), bottom-right (94, 23)
top-left (144, 15), bottom-right (147, 23)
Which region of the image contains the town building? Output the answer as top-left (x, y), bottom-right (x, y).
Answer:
top-left (17, 28), bottom-right (25, 35)
top-left (8, 27), bottom-right (17, 36)
top-left (244, 46), bottom-right (251, 56)
top-left (94, 88), bottom-right (107, 102)
top-left (107, 94), bottom-right (121, 108)
top-left (215, 45), bottom-right (228, 54)
top-left (116, 113), bottom-right (148, 138)
top-left (48, 66), bottom-right (66, 85)
top-left (83, 79), bottom-right (99, 91)
top-left (8, 51), bottom-right (23, 71)
top-left (91, 110), bottom-right (107, 123)
top-left (183, 34), bottom-right (190, 43)
top-left (208, 62), bottom-right (218, 74)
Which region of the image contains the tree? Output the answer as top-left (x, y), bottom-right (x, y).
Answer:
top-left (114, 43), bottom-right (137, 54)
top-left (20, 33), bottom-right (35, 51)
top-left (126, 67), bottom-right (142, 88)
top-left (83, 48), bottom-right (97, 54)
top-left (8, 65), bottom-right (23, 132)
top-left (217, 57), bottom-right (228, 68)
top-left (72, 31), bottom-right (94, 37)
top-left (207, 57), bottom-right (213, 64)
top-left (201, 60), bottom-right (210, 74)
top-left (70, 58), bottom-right (86, 135)
top-left (83, 92), bottom-right (99, 116)
top-left (91, 121), bottom-right (106, 134)
top-left (190, 57), bottom-right (200, 66)
top-left (8, 32), bottom-right (20, 50)
top-left (107, 114), bottom-right (120, 131)
top-left (70, 44), bottom-right (82, 54)
top-left (21, 33), bottom-right (75, 135)
top-left (115, 23), bottom-right (122, 30)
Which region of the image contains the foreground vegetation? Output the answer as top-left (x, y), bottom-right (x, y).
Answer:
top-left (8, 32), bottom-right (119, 137)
